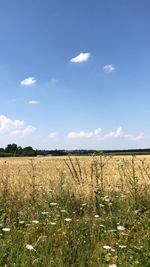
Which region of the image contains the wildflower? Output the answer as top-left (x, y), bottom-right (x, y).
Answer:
top-left (103, 245), bottom-right (111, 250)
top-left (64, 218), bottom-right (72, 222)
top-left (60, 210), bottom-right (67, 213)
top-left (108, 202), bottom-right (113, 206)
top-left (94, 214), bottom-right (99, 218)
top-left (81, 203), bottom-right (87, 207)
top-left (50, 222), bottom-right (56, 225)
top-left (100, 224), bottom-right (105, 228)
top-left (26, 244), bottom-right (35, 251)
top-left (134, 209), bottom-right (140, 214)
top-left (32, 220), bottom-right (39, 224)
top-left (109, 264), bottom-right (117, 267)
top-left (117, 225), bottom-right (125, 231)
top-left (103, 196), bottom-right (110, 202)
top-left (134, 246), bottom-right (143, 250)
top-left (103, 195), bottom-right (109, 200)
top-left (19, 221), bottom-right (25, 224)
top-left (50, 202), bottom-right (58, 206)
top-left (118, 245), bottom-right (127, 249)
top-left (121, 232), bottom-right (127, 236)
top-left (99, 204), bottom-right (104, 207)
top-left (2, 228), bottom-right (10, 232)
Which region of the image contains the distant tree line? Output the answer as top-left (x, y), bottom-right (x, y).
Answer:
top-left (36, 148), bottom-right (150, 156)
top-left (36, 149), bottom-right (98, 156)
top-left (1, 145), bottom-right (150, 157)
top-left (0, 144), bottom-right (37, 157)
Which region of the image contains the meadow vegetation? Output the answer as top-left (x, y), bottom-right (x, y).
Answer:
top-left (0, 155), bottom-right (149, 267)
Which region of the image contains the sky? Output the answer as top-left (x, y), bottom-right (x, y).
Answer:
top-left (0, 0), bottom-right (150, 150)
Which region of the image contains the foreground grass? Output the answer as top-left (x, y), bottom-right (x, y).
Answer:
top-left (0, 155), bottom-right (150, 266)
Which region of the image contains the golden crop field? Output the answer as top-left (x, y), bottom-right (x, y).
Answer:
top-left (0, 155), bottom-right (150, 199)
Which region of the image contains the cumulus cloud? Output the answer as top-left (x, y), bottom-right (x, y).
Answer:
top-left (10, 126), bottom-right (36, 137)
top-left (68, 128), bottom-right (102, 139)
top-left (0, 115), bottom-right (36, 137)
top-left (48, 132), bottom-right (57, 139)
top-left (70, 52), bottom-right (91, 63)
top-left (68, 126), bottom-right (145, 141)
top-left (103, 64), bottom-right (115, 73)
top-left (105, 127), bottom-right (145, 140)
top-left (20, 77), bottom-right (37, 86)
top-left (106, 127), bottom-right (124, 137)
top-left (28, 100), bottom-right (39, 105)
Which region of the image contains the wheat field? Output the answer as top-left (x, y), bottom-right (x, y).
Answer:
top-left (0, 155), bottom-right (150, 198)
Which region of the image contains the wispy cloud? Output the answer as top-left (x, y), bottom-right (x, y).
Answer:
top-left (28, 100), bottom-right (39, 105)
top-left (48, 132), bottom-right (57, 139)
top-left (67, 126), bottom-right (145, 141)
top-left (105, 127), bottom-right (145, 140)
top-left (126, 132), bottom-right (145, 140)
top-left (135, 133), bottom-right (145, 140)
top-left (0, 115), bottom-right (36, 137)
top-left (106, 127), bottom-right (124, 137)
top-left (20, 77), bottom-right (37, 86)
top-left (70, 52), bottom-right (91, 63)
top-left (68, 128), bottom-right (101, 139)
top-left (103, 64), bottom-right (115, 73)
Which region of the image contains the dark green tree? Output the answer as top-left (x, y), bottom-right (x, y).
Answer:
top-left (5, 144), bottom-right (18, 154)
top-left (22, 146), bottom-right (37, 156)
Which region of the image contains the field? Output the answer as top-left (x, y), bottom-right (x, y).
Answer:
top-left (0, 155), bottom-right (150, 267)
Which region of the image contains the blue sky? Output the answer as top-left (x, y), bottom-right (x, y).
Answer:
top-left (0, 0), bottom-right (150, 149)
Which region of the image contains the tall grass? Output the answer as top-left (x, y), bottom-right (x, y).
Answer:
top-left (0, 155), bottom-right (149, 266)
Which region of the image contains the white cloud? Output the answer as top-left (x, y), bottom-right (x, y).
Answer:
top-left (70, 52), bottom-right (91, 63)
top-left (0, 115), bottom-right (36, 137)
top-left (103, 64), bottom-right (115, 73)
top-left (68, 128), bottom-right (102, 139)
top-left (135, 133), bottom-right (145, 140)
top-left (28, 100), bottom-right (39, 105)
top-left (20, 77), bottom-right (37, 86)
top-left (67, 126), bottom-right (145, 142)
top-left (128, 133), bottom-right (145, 140)
top-left (106, 127), bottom-right (124, 137)
top-left (10, 126), bottom-right (36, 137)
top-left (22, 126), bottom-right (36, 136)
top-left (48, 132), bottom-right (57, 139)
top-left (105, 127), bottom-right (145, 140)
